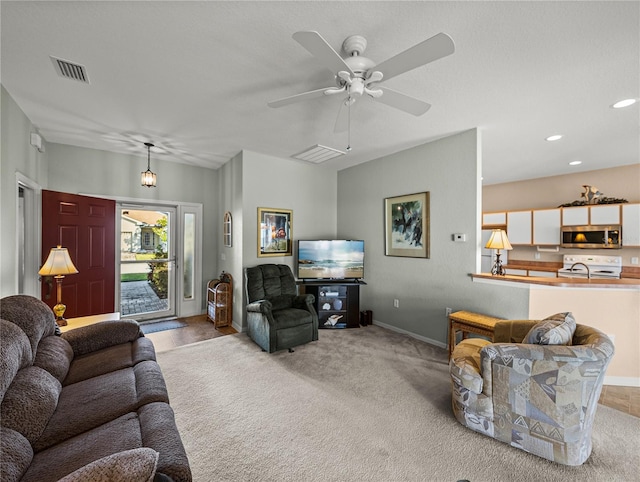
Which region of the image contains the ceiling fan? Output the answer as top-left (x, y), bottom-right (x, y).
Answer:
top-left (268, 31), bottom-right (455, 133)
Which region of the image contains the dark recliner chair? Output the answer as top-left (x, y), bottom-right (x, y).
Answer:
top-left (245, 264), bottom-right (318, 353)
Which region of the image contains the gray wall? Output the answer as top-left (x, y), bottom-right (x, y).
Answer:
top-left (1, 86), bottom-right (48, 296)
top-left (337, 130), bottom-right (529, 346)
top-left (217, 151), bottom-right (244, 328)
top-left (238, 150), bottom-right (337, 329)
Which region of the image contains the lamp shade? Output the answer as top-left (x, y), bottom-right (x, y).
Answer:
top-left (485, 229), bottom-right (513, 250)
top-left (38, 246), bottom-right (79, 276)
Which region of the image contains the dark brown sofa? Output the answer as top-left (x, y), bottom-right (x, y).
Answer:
top-left (0, 295), bottom-right (191, 481)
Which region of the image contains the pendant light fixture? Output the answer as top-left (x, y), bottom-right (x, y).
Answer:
top-left (141, 142), bottom-right (157, 187)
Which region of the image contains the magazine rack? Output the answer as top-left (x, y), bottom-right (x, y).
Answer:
top-left (207, 272), bottom-right (233, 329)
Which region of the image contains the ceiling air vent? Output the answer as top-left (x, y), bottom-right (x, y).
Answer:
top-left (292, 144), bottom-right (345, 164)
top-left (50, 56), bottom-right (90, 84)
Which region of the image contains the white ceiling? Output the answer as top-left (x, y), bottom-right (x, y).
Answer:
top-left (2, 1), bottom-right (638, 185)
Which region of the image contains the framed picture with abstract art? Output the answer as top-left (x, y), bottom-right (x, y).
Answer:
top-left (258, 207), bottom-right (293, 257)
top-left (384, 192), bottom-right (430, 258)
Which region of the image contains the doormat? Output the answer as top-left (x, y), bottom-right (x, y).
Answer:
top-left (140, 320), bottom-right (188, 335)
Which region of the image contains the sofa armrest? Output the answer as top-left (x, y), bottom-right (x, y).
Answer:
top-left (246, 300), bottom-right (272, 314)
top-left (292, 294), bottom-right (315, 311)
top-left (57, 447), bottom-right (158, 482)
top-left (449, 338), bottom-right (490, 395)
top-left (61, 320), bottom-right (143, 357)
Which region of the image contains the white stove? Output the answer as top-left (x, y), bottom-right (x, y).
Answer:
top-left (557, 255), bottom-right (622, 279)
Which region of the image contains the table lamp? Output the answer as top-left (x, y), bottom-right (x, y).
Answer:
top-left (485, 229), bottom-right (513, 276)
top-left (38, 246), bottom-right (79, 326)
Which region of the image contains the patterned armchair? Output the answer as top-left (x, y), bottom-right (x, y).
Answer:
top-left (450, 313), bottom-right (614, 465)
top-left (245, 264), bottom-right (318, 353)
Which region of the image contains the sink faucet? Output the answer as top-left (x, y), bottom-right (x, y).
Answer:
top-left (570, 262), bottom-right (591, 279)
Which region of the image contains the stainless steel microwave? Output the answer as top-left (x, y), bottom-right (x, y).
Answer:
top-left (561, 225), bottom-right (622, 249)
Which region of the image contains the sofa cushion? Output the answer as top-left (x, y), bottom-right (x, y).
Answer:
top-left (273, 308), bottom-right (313, 330)
top-left (61, 320), bottom-right (142, 357)
top-left (1, 366), bottom-right (61, 444)
top-left (63, 337), bottom-right (156, 386)
top-left (0, 426), bottom-right (34, 482)
top-left (34, 361), bottom-right (169, 451)
top-left (24, 404), bottom-right (191, 482)
top-left (58, 447), bottom-right (158, 482)
top-left (0, 320), bottom-right (33, 403)
top-left (267, 294), bottom-right (295, 311)
top-left (524, 312), bottom-right (576, 345)
top-left (33, 336), bottom-right (73, 384)
top-left (0, 296), bottom-right (58, 361)
top-left (23, 412), bottom-right (146, 482)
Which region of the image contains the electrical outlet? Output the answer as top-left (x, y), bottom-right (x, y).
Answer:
top-left (393, 299), bottom-right (399, 308)
top-left (534, 252), bottom-right (541, 260)
top-left (445, 307), bottom-right (452, 317)
top-left (632, 257), bottom-right (639, 265)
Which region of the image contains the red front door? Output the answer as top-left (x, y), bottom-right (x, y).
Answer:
top-left (41, 190), bottom-right (116, 317)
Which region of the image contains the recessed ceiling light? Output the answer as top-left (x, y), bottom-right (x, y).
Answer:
top-left (569, 160), bottom-right (582, 166)
top-left (612, 98), bottom-right (637, 109)
top-left (545, 135), bottom-right (563, 141)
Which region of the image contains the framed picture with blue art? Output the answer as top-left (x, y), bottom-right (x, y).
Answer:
top-left (384, 192), bottom-right (430, 258)
top-left (258, 207), bottom-right (292, 257)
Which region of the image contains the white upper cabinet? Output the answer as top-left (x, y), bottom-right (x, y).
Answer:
top-left (483, 212), bottom-right (506, 226)
top-left (562, 206), bottom-right (589, 226)
top-left (590, 204), bottom-right (621, 225)
top-left (507, 210), bottom-right (532, 245)
top-left (622, 203), bottom-right (640, 246)
top-left (533, 209), bottom-right (561, 245)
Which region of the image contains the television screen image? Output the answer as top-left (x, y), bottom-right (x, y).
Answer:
top-left (297, 240), bottom-right (364, 280)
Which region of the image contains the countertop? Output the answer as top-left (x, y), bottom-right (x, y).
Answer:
top-left (503, 260), bottom-right (640, 279)
top-left (471, 273), bottom-right (640, 289)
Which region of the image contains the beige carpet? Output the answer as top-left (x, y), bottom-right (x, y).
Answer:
top-left (157, 325), bottom-right (640, 482)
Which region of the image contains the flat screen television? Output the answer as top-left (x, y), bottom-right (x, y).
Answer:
top-left (296, 240), bottom-right (364, 280)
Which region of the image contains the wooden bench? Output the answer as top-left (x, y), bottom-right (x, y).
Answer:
top-left (448, 310), bottom-right (504, 359)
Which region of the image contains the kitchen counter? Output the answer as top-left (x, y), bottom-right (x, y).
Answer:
top-left (471, 273), bottom-right (640, 289)
top-left (471, 273), bottom-right (640, 386)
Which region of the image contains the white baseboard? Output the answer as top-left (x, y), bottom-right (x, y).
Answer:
top-left (372, 320), bottom-right (639, 387)
top-left (604, 376), bottom-right (640, 387)
top-left (372, 319), bottom-right (447, 350)
top-left (232, 320), bottom-right (244, 333)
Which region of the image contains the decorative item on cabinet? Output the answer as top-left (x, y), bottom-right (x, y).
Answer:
top-left (207, 271), bottom-right (233, 329)
top-left (557, 185), bottom-right (627, 208)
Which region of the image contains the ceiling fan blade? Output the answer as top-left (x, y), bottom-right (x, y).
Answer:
top-left (373, 32), bottom-right (455, 82)
top-left (374, 87), bottom-right (431, 116)
top-left (268, 87), bottom-right (336, 108)
top-left (293, 31), bottom-right (354, 76)
top-left (334, 99), bottom-right (351, 133)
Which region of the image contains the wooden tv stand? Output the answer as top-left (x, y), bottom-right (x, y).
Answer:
top-left (298, 280), bottom-right (365, 329)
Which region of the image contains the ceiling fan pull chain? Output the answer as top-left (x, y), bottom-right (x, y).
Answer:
top-left (347, 96), bottom-right (352, 152)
